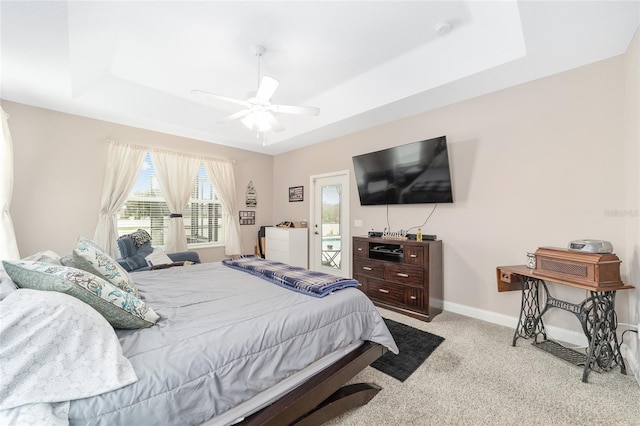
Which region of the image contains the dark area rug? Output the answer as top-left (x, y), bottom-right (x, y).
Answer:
top-left (371, 318), bottom-right (445, 382)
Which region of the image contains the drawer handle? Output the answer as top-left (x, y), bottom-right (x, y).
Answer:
top-left (357, 247), bottom-right (363, 251)
top-left (378, 289), bottom-right (390, 294)
top-left (397, 273), bottom-right (409, 278)
top-left (410, 296), bottom-right (417, 300)
top-left (410, 254), bottom-right (417, 258)
top-left (362, 266), bottom-right (373, 271)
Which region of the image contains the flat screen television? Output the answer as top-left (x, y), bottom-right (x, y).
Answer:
top-left (352, 136), bottom-right (453, 205)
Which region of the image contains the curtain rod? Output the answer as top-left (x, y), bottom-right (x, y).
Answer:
top-left (103, 138), bottom-right (236, 164)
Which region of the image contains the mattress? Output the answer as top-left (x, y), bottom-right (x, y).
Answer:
top-left (68, 262), bottom-right (397, 425)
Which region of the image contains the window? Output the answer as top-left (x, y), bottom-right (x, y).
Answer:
top-left (117, 153), bottom-right (224, 247)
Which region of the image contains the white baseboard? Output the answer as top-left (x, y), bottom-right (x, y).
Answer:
top-left (438, 299), bottom-right (640, 386)
top-left (439, 299), bottom-right (587, 347)
top-left (620, 344), bottom-right (640, 384)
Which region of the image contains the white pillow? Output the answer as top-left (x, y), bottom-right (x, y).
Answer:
top-left (145, 248), bottom-right (173, 267)
top-left (0, 289), bottom-right (138, 420)
top-left (0, 270), bottom-right (17, 301)
top-left (21, 250), bottom-right (62, 265)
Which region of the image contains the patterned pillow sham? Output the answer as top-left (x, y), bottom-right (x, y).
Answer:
top-left (2, 261), bottom-right (159, 329)
top-left (72, 237), bottom-right (139, 296)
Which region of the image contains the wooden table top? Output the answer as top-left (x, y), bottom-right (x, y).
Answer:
top-left (497, 265), bottom-right (635, 292)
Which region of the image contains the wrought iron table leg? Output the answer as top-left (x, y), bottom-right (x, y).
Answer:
top-left (580, 291), bottom-right (626, 383)
top-left (512, 277), bottom-right (546, 346)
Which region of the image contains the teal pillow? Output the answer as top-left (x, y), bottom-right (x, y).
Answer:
top-left (72, 237), bottom-right (139, 296)
top-left (2, 260), bottom-right (159, 329)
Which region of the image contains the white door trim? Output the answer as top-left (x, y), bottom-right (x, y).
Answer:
top-left (309, 170), bottom-right (350, 277)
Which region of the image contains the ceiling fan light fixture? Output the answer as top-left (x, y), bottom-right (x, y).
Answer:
top-left (193, 43), bottom-right (318, 139)
top-left (241, 111), bottom-right (272, 132)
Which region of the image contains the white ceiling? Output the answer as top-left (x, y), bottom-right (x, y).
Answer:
top-left (1, 1), bottom-right (639, 155)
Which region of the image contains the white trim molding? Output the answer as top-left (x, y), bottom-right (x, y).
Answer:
top-left (437, 299), bottom-right (639, 384)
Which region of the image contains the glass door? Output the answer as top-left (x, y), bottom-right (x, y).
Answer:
top-left (310, 171), bottom-right (350, 277)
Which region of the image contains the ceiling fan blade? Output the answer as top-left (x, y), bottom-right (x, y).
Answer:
top-left (255, 76), bottom-right (279, 101)
top-left (219, 109), bottom-right (252, 123)
top-left (270, 104), bottom-right (320, 116)
top-left (190, 89), bottom-right (250, 108)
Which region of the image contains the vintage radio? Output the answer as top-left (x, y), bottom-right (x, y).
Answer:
top-left (533, 247), bottom-right (622, 288)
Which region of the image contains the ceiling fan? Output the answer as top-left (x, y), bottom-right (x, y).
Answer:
top-left (191, 45), bottom-right (320, 134)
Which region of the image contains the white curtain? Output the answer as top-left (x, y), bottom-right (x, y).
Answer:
top-left (151, 151), bottom-right (200, 253)
top-left (204, 159), bottom-right (242, 256)
top-left (93, 142), bottom-right (146, 258)
top-left (0, 107), bottom-right (20, 262)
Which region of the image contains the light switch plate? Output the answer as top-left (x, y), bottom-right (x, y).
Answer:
top-left (354, 219), bottom-right (363, 227)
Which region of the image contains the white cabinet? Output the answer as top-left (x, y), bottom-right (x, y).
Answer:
top-left (265, 227), bottom-right (308, 268)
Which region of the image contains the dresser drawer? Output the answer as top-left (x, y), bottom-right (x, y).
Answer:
top-left (404, 245), bottom-right (424, 265)
top-left (266, 228), bottom-right (290, 242)
top-left (266, 249), bottom-right (288, 264)
top-left (368, 279), bottom-right (404, 305)
top-left (353, 258), bottom-right (385, 279)
top-left (404, 287), bottom-right (425, 311)
top-left (267, 238), bottom-right (289, 252)
top-left (353, 274), bottom-right (369, 293)
top-left (385, 263), bottom-right (423, 287)
top-left (353, 239), bottom-right (369, 258)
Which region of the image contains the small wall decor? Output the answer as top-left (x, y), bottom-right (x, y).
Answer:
top-left (246, 181), bottom-right (257, 207)
top-left (289, 186), bottom-right (304, 202)
top-left (239, 210), bottom-right (255, 225)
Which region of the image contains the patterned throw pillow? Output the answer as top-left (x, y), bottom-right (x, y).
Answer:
top-left (2, 261), bottom-right (159, 329)
top-left (129, 229), bottom-right (152, 248)
top-left (72, 237), bottom-right (139, 297)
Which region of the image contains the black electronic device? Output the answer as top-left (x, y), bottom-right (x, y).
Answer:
top-left (369, 242), bottom-right (404, 262)
top-left (370, 245), bottom-right (403, 254)
top-left (352, 136), bottom-right (454, 205)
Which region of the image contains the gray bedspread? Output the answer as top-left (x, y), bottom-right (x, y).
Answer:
top-left (68, 262), bottom-right (397, 426)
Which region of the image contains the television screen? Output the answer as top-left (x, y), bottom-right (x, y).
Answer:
top-left (352, 136), bottom-right (453, 205)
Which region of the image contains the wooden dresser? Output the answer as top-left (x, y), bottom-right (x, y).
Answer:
top-left (352, 236), bottom-right (443, 322)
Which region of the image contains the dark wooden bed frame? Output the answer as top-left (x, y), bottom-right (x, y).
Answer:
top-left (240, 341), bottom-right (387, 425)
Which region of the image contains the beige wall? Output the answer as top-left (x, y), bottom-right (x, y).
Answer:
top-left (623, 28), bottom-right (640, 380)
top-left (2, 101), bottom-right (274, 263)
top-left (273, 52), bottom-right (637, 338)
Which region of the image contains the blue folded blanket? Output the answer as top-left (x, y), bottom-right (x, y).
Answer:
top-left (222, 255), bottom-right (359, 297)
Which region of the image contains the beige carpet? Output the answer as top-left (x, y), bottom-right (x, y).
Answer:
top-left (325, 309), bottom-right (640, 426)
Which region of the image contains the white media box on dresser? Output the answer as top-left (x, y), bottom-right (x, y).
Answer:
top-left (265, 227), bottom-right (309, 268)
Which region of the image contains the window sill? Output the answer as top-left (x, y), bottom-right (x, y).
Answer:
top-left (187, 242), bottom-right (225, 250)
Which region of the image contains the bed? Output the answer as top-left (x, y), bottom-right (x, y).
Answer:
top-left (1, 256), bottom-right (397, 425)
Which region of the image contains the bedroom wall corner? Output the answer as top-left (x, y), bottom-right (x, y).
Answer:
top-left (623, 25), bottom-right (640, 386)
top-left (1, 100), bottom-right (274, 262)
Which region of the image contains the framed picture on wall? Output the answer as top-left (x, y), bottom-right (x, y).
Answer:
top-left (289, 186), bottom-right (304, 202)
top-left (239, 210), bottom-right (255, 225)
top-left (246, 181), bottom-right (257, 207)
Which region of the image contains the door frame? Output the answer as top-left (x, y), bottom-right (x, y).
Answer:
top-left (309, 170), bottom-right (350, 277)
